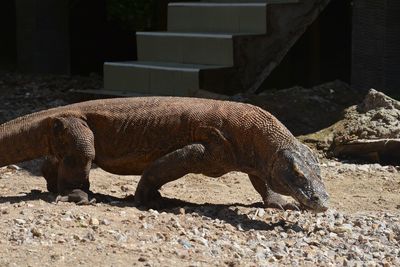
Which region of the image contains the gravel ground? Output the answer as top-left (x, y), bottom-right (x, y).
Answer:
top-left (0, 72), bottom-right (399, 266)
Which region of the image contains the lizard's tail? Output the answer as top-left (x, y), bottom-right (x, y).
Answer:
top-left (0, 111), bottom-right (52, 167)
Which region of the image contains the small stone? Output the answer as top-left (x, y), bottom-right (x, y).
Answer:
top-left (332, 224), bottom-right (353, 235)
top-left (0, 207), bottom-right (9, 214)
top-left (7, 165), bottom-right (21, 170)
top-left (356, 165), bottom-right (370, 172)
top-left (317, 230), bottom-right (326, 236)
top-left (50, 254), bottom-right (64, 262)
top-left (178, 239), bottom-right (192, 250)
top-left (280, 232), bottom-right (288, 238)
top-left (285, 240), bottom-right (296, 247)
top-left (149, 209), bottom-right (159, 215)
top-left (257, 208), bottom-right (266, 217)
top-left (89, 218), bottom-right (99, 226)
top-left (178, 208), bottom-right (185, 215)
top-left (79, 221), bottom-right (89, 228)
top-left (327, 162), bottom-right (337, 167)
top-left (194, 237), bottom-right (208, 247)
top-left (85, 231), bottom-right (96, 241)
top-left (114, 232), bottom-right (127, 243)
top-left (138, 257), bottom-right (147, 262)
top-left (120, 185), bottom-right (130, 192)
top-left (14, 218), bottom-right (26, 225)
top-left (387, 166), bottom-right (397, 173)
top-left (358, 235), bottom-right (367, 243)
top-left (329, 232), bottom-right (338, 238)
top-left (31, 228), bottom-right (43, 238)
top-left (101, 219), bottom-right (110, 226)
top-left (291, 224), bottom-right (303, 233)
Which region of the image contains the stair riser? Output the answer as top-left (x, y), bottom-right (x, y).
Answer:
top-left (104, 63), bottom-right (200, 96)
top-left (137, 33), bottom-right (235, 66)
top-left (168, 4), bottom-right (267, 34)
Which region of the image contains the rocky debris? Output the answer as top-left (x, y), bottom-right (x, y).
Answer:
top-left (302, 89), bottom-right (400, 164)
top-left (1, 201), bottom-right (400, 266)
top-left (330, 89), bottom-right (400, 164)
top-left (335, 89), bottom-right (400, 142)
top-left (321, 161), bottom-right (398, 174)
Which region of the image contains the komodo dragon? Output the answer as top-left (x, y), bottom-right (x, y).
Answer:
top-left (0, 97), bottom-right (329, 211)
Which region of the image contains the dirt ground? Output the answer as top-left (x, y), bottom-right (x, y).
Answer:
top-left (0, 73), bottom-right (399, 266)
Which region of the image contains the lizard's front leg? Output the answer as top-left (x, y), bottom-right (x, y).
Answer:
top-left (49, 116), bottom-right (96, 204)
top-left (249, 175), bottom-right (300, 210)
top-left (135, 127), bottom-right (234, 208)
top-left (41, 156), bottom-right (59, 193)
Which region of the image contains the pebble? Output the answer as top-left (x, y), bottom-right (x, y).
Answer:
top-left (30, 227), bottom-right (43, 238)
top-left (89, 217), bottom-right (99, 226)
top-left (256, 208), bottom-right (266, 218)
top-left (14, 218), bottom-right (26, 225)
top-left (101, 219), bottom-right (110, 226)
top-left (7, 165), bottom-right (21, 171)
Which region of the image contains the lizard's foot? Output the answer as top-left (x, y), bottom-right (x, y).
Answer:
top-left (56, 189), bottom-right (96, 205)
top-left (134, 188), bottom-right (162, 209)
top-left (264, 192), bottom-right (300, 211)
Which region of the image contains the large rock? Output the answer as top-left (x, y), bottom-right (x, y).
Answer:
top-left (303, 89), bottom-right (400, 164)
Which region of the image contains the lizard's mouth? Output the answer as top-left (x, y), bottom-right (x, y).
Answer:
top-left (291, 186), bottom-right (329, 213)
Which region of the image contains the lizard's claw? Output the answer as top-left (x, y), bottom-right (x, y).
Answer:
top-left (283, 202), bottom-right (301, 211)
top-left (264, 193), bottom-right (301, 211)
top-left (134, 188), bottom-right (162, 209)
top-left (55, 189), bottom-right (96, 205)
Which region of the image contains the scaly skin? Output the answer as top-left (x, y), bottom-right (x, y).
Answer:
top-left (0, 97), bottom-right (329, 211)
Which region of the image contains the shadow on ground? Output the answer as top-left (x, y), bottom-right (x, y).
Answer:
top-left (0, 190), bottom-right (297, 232)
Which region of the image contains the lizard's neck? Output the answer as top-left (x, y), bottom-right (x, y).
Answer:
top-left (0, 115), bottom-right (51, 167)
top-left (238, 109), bottom-right (297, 178)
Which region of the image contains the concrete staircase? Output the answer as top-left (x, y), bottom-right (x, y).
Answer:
top-left (102, 0), bottom-right (329, 96)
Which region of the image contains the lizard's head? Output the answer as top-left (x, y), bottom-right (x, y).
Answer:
top-left (269, 143), bottom-right (329, 212)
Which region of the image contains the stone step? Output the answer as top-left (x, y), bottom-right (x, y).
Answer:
top-left (168, 2), bottom-right (268, 34)
top-left (104, 61), bottom-right (233, 96)
top-left (137, 32), bottom-right (240, 66)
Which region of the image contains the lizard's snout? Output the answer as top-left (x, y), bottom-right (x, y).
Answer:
top-left (309, 191), bottom-right (329, 212)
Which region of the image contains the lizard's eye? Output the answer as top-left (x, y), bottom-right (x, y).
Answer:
top-left (292, 163), bottom-right (308, 184)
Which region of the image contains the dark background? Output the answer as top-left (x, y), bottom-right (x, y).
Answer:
top-left (2, 0), bottom-right (399, 94)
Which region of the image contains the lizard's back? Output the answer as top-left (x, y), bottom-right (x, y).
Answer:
top-left (75, 97), bottom-right (266, 175)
